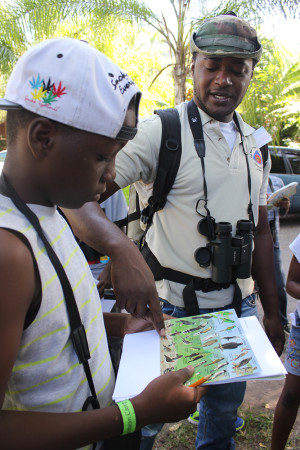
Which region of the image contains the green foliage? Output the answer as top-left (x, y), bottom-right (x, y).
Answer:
top-left (64, 18), bottom-right (174, 114)
top-left (0, 0), bottom-right (174, 116)
top-left (0, 1), bottom-right (299, 131)
top-left (55, 18), bottom-right (174, 115)
top-left (239, 38), bottom-right (300, 146)
top-left (122, 186), bottom-right (130, 205)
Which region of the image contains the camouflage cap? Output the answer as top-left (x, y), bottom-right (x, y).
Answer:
top-left (190, 15), bottom-right (262, 62)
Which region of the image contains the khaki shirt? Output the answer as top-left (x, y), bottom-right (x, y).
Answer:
top-left (115, 101), bottom-right (270, 308)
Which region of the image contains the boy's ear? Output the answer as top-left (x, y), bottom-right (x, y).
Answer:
top-left (27, 117), bottom-right (57, 160)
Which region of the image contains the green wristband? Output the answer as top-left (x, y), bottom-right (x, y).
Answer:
top-left (117, 399), bottom-right (136, 435)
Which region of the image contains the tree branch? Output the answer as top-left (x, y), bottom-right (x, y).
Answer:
top-left (148, 63), bottom-right (174, 90)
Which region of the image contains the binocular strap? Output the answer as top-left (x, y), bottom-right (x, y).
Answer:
top-left (182, 279), bottom-right (242, 317)
top-left (141, 244), bottom-right (242, 316)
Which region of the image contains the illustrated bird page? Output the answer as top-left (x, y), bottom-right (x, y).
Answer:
top-left (161, 309), bottom-right (260, 386)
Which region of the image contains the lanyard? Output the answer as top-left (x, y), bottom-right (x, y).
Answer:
top-left (187, 99), bottom-right (255, 229)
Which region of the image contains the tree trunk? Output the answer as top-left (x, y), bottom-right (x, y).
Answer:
top-left (173, 46), bottom-right (188, 105)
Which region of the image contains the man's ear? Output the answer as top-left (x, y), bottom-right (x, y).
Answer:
top-left (27, 117), bottom-right (56, 160)
top-left (191, 53), bottom-right (197, 76)
top-left (191, 59), bottom-right (195, 76)
top-left (251, 60), bottom-right (256, 79)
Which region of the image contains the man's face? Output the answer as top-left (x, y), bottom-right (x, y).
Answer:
top-left (191, 54), bottom-right (253, 122)
top-left (43, 108), bottom-right (136, 209)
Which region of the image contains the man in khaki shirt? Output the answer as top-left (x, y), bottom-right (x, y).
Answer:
top-left (65, 12), bottom-right (284, 450)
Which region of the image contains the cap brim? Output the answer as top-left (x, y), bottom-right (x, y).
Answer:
top-left (116, 125), bottom-right (138, 141)
top-left (0, 99), bottom-right (22, 110)
top-left (190, 34), bottom-right (262, 62)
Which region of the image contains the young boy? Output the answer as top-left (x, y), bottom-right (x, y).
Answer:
top-left (0, 37), bottom-right (205, 450)
top-left (271, 233), bottom-right (300, 449)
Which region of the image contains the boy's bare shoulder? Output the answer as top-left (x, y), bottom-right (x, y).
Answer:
top-left (0, 228), bottom-right (36, 311)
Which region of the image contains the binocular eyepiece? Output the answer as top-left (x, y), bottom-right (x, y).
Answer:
top-left (194, 219), bottom-right (253, 284)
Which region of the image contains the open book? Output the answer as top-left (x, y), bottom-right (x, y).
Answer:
top-left (267, 181), bottom-right (298, 210)
top-left (113, 310), bottom-right (286, 401)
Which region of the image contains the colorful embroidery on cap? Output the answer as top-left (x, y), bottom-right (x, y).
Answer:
top-left (253, 149), bottom-right (262, 165)
top-left (28, 74), bottom-right (66, 106)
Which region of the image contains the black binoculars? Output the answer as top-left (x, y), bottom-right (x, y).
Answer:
top-left (195, 219), bottom-right (253, 284)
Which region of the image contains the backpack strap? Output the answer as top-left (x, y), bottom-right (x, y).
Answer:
top-left (126, 188), bottom-right (141, 224)
top-left (260, 143), bottom-right (269, 169)
top-left (151, 108), bottom-right (182, 209)
top-left (139, 108), bottom-right (182, 247)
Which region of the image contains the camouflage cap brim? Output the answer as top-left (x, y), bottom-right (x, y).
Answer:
top-left (190, 34), bottom-right (262, 61)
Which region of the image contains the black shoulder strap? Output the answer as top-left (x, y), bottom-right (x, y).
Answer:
top-left (139, 108), bottom-right (182, 248)
top-left (260, 143), bottom-right (269, 169)
top-left (126, 188), bottom-right (141, 224)
top-left (152, 108), bottom-right (182, 210)
top-left (127, 108), bottom-right (182, 234)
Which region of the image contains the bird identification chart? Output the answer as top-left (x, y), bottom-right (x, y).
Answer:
top-left (112, 313), bottom-right (286, 401)
top-left (161, 309), bottom-right (259, 386)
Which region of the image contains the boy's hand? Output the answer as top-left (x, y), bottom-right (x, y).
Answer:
top-left (123, 313), bottom-right (173, 336)
top-left (131, 366), bottom-right (208, 428)
top-left (123, 311), bottom-right (155, 335)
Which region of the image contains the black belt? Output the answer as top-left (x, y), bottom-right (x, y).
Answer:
top-left (141, 244), bottom-right (242, 317)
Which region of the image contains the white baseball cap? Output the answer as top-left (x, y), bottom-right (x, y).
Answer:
top-left (0, 37), bottom-right (141, 140)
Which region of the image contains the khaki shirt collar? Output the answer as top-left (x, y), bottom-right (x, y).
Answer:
top-left (196, 105), bottom-right (256, 138)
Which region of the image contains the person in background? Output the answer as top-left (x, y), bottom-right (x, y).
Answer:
top-left (271, 233), bottom-right (300, 450)
top-left (267, 175), bottom-right (291, 334)
top-left (0, 37), bottom-right (207, 450)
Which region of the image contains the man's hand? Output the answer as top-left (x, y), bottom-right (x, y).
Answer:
top-left (62, 201), bottom-right (165, 336)
top-left (131, 366), bottom-right (208, 428)
top-left (110, 244), bottom-right (165, 336)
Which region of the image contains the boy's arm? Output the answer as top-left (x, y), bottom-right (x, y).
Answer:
top-left (252, 206), bottom-right (285, 356)
top-left (0, 229), bottom-right (36, 408)
top-left (1, 366), bottom-right (206, 450)
top-left (286, 255), bottom-right (300, 299)
top-left (62, 197), bottom-right (165, 336)
top-left (0, 230), bottom-right (205, 449)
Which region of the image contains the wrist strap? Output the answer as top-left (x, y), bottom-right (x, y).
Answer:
top-left (117, 399), bottom-right (136, 435)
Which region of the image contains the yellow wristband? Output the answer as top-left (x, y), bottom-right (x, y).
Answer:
top-left (117, 399), bottom-right (136, 435)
